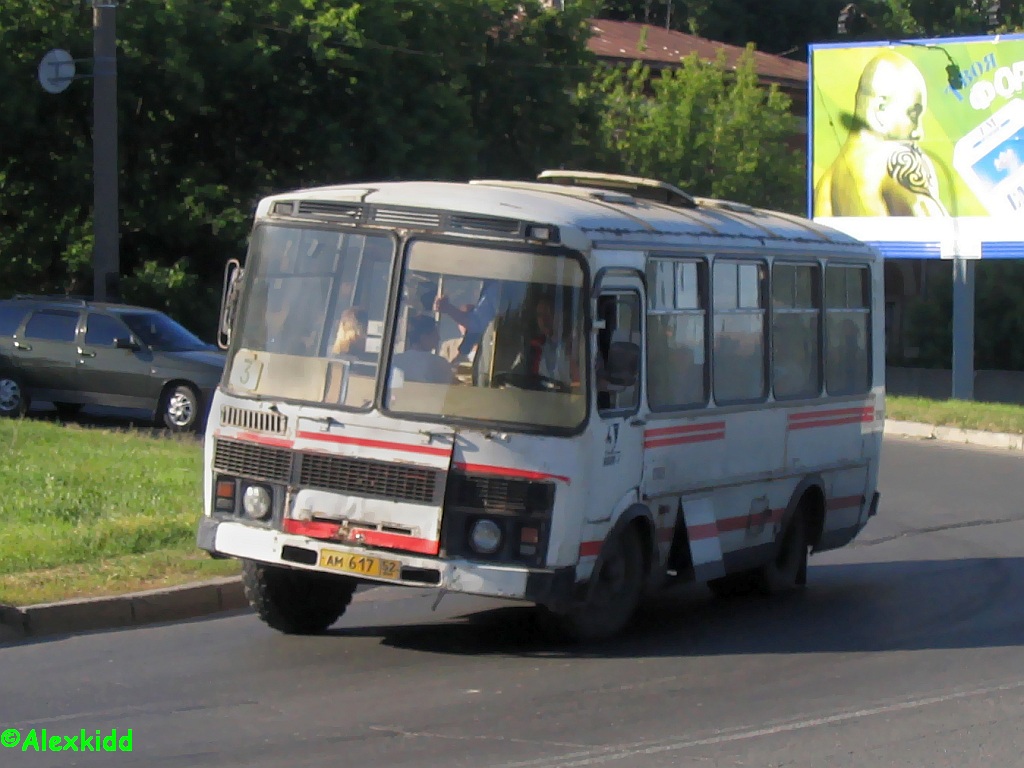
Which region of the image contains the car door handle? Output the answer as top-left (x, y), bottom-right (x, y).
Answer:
top-left (630, 418), bottom-right (647, 427)
top-left (13, 341), bottom-right (31, 351)
top-left (77, 347), bottom-right (96, 358)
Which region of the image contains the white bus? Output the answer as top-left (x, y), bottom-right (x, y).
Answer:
top-left (198, 171), bottom-right (883, 641)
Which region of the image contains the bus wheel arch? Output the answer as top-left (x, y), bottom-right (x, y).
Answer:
top-left (541, 503), bottom-right (655, 642)
top-left (756, 478), bottom-right (825, 594)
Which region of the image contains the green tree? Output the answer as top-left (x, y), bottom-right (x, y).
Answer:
top-left (0, 0), bottom-right (596, 337)
top-left (578, 48), bottom-right (805, 212)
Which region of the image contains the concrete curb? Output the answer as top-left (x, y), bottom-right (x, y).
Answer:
top-left (2, 420), bottom-right (1020, 645)
top-left (0, 577), bottom-right (246, 643)
top-left (885, 419), bottom-right (1024, 451)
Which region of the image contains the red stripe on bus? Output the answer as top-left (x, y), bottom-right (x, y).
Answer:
top-left (579, 540), bottom-right (602, 558)
top-left (645, 421), bottom-right (727, 438)
top-left (454, 462), bottom-right (571, 485)
top-left (789, 407), bottom-right (873, 421)
top-left (283, 519), bottom-right (439, 555)
top-left (828, 495), bottom-right (864, 511)
top-left (224, 430), bottom-right (295, 449)
top-left (687, 522), bottom-right (719, 541)
top-left (283, 518), bottom-right (341, 539)
top-left (354, 529), bottom-right (440, 555)
top-left (644, 430), bottom-right (725, 448)
top-left (295, 431), bottom-right (451, 457)
top-left (788, 415), bottom-right (872, 431)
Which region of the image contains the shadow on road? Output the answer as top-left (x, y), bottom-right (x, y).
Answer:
top-left (321, 556), bottom-right (1024, 659)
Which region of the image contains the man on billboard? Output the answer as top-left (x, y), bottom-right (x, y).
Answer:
top-left (815, 50), bottom-right (948, 217)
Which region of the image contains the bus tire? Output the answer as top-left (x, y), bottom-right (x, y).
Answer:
top-left (755, 510), bottom-right (808, 595)
top-left (539, 524), bottom-right (645, 642)
top-left (242, 560), bottom-right (357, 635)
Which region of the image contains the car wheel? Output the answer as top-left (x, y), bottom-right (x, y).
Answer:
top-left (158, 384), bottom-right (201, 433)
top-left (0, 374), bottom-right (29, 418)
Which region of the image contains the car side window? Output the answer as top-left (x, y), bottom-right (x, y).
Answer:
top-left (85, 313), bottom-right (129, 346)
top-left (22, 310), bottom-right (79, 342)
top-left (0, 305), bottom-right (30, 336)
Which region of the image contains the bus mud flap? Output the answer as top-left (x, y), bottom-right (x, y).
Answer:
top-left (681, 498), bottom-right (726, 582)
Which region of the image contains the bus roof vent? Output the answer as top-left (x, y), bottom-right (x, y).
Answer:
top-left (695, 197), bottom-right (759, 215)
top-left (296, 200), bottom-right (364, 220)
top-left (450, 213), bottom-right (522, 235)
top-left (371, 207), bottom-right (442, 228)
top-left (537, 170), bottom-right (697, 209)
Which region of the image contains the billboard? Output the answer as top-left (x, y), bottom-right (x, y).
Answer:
top-left (810, 34), bottom-right (1024, 258)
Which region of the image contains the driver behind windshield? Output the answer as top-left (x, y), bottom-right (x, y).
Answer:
top-left (511, 295), bottom-right (577, 387)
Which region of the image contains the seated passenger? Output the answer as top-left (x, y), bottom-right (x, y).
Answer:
top-left (331, 307), bottom-right (368, 356)
top-left (393, 314), bottom-right (454, 384)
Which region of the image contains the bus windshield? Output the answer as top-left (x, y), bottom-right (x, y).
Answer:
top-left (225, 225), bottom-right (587, 428)
top-left (386, 240), bottom-right (586, 430)
top-left (227, 224), bottom-right (395, 409)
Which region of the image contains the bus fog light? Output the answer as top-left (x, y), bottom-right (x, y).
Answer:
top-left (242, 485), bottom-right (272, 520)
top-left (469, 519), bottom-right (502, 555)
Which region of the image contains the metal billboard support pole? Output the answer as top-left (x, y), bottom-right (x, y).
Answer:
top-left (92, 0), bottom-right (119, 302)
top-left (951, 255), bottom-right (975, 400)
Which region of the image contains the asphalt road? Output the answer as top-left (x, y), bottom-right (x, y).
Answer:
top-left (3, 436), bottom-right (1024, 768)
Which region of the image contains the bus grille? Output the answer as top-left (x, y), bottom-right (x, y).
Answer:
top-left (220, 405), bottom-right (288, 435)
top-left (213, 438), bottom-right (443, 505)
top-left (213, 438), bottom-right (293, 483)
top-left (299, 452), bottom-right (440, 505)
top-left (449, 474), bottom-right (554, 514)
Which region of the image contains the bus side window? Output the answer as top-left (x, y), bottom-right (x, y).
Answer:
top-left (712, 260), bottom-right (768, 404)
top-left (597, 293), bottom-right (641, 414)
top-left (824, 264), bottom-right (871, 395)
top-left (646, 258), bottom-right (708, 410)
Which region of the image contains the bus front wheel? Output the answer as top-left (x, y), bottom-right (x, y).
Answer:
top-left (242, 560), bottom-right (357, 635)
top-left (539, 524), bottom-right (645, 642)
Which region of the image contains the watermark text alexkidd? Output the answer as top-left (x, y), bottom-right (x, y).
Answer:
top-left (1, 727), bottom-right (132, 752)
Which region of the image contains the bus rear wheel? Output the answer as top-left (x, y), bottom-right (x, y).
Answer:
top-left (242, 560), bottom-right (358, 635)
top-left (539, 524), bottom-right (645, 642)
top-left (754, 510), bottom-right (808, 595)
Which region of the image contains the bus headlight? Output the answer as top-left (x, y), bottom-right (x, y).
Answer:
top-left (242, 485), bottom-right (272, 520)
top-left (469, 519), bottom-right (502, 555)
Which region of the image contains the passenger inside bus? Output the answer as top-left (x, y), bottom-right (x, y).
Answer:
top-left (434, 281), bottom-right (499, 362)
top-left (330, 307), bottom-right (368, 356)
top-left (439, 304), bottom-right (478, 363)
top-left (393, 314), bottom-right (454, 384)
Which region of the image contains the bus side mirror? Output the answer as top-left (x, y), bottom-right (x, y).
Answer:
top-left (219, 258), bottom-right (244, 350)
top-left (604, 341), bottom-right (640, 388)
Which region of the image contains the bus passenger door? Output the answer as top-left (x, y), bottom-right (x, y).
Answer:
top-left (589, 286), bottom-right (646, 524)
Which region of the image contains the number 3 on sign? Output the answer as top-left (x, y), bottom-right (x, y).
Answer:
top-left (230, 354), bottom-right (263, 390)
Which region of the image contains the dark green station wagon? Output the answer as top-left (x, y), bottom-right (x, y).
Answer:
top-left (0, 296), bottom-right (225, 432)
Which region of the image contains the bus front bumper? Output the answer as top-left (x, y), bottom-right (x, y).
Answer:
top-left (197, 517), bottom-right (574, 607)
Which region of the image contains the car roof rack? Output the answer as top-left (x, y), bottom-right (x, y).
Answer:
top-left (13, 294), bottom-right (90, 306)
top-left (537, 170), bottom-right (698, 209)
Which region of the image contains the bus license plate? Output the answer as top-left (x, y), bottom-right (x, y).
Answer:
top-left (318, 548), bottom-right (400, 580)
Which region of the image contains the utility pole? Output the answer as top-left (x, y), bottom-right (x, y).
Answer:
top-left (92, 0), bottom-right (119, 301)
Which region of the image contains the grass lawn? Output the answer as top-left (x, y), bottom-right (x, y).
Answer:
top-left (886, 395), bottom-right (1024, 435)
top-left (0, 418), bottom-right (237, 606)
top-left (1, 392), bottom-right (1022, 607)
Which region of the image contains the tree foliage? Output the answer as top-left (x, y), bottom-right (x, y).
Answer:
top-left (578, 49), bottom-right (805, 212)
top-left (599, 1), bottom-right (1024, 59)
top-left (0, 0), bottom-right (597, 337)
